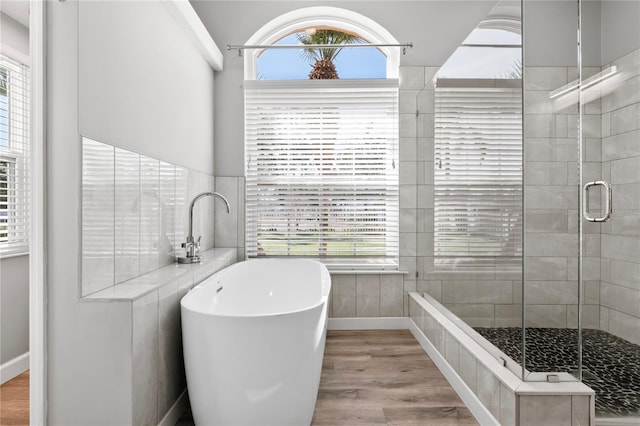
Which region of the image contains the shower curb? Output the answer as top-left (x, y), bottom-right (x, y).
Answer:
top-left (408, 292), bottom-right (596, 425)
top-left (408, 318), bottom-right (500, 425)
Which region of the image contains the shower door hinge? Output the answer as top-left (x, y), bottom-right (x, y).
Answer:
top-left (546, 374), bottom-right (560, 383)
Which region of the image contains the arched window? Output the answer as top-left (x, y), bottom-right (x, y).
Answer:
top-left (257, 30), bottom-right (387, 80)
top-left (243, 6), bottom-right (400, 80)
top-left (243, 7), bottom-right (400, 270)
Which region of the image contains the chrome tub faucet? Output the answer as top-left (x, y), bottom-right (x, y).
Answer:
top-left (178, 191), bottom-right (230, 264)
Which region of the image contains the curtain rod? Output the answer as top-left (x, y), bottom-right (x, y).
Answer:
top-left (460, 43), bottom-right (522, 48)
top-left (227, 42), bottom-right (414, 56)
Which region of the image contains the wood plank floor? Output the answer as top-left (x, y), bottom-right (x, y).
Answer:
top-left (0, 332), bottom-right (477, 426)
top-left (179, 329), bottom-right (477, 425)
top-left (311, 330), bottom-right (477, 425)
top-left (0, 371), bottom-right (29, 426)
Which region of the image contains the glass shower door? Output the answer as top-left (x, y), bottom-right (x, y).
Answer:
top-left (579, 0), bottom-right (640, 418)
top-left (522, 0), bottom-right (583, 382)
top-left (523, 0), bottom-right (640, 419)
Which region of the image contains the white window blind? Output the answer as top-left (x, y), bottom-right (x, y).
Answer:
top-left (0, 54), bottom-right (30, 256)
top-left (244, 79), bottom-right (399, 270)
top-left (434, 84), bottom-right (522, 269)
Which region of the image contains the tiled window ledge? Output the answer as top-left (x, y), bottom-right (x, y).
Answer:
top-left (84, 248), bottom-right (237, 301)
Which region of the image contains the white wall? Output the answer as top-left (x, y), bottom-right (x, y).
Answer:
top-left (523, 0), bottom-right (601, 67)
top-left (191, 0), bottom-right (498, 176)
top-left (78, 1), bottom-right (215, 175)
top-left (0, 11), bottom-right (29, 63)
top-left (601, 0), bottom-right (640, 65)
top-left (0, 255), bottom-right (29, 364)
top-left (45, 1), bottom-right (216, 423)
top-left (0, 11), bottom-right (29, 369)
top-left (523, 0), bottom-right (640, 69)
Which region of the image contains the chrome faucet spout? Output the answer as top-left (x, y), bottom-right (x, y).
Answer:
top-left (178, 191), bottom-right (231, 264)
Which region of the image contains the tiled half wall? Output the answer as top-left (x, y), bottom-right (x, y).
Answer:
top-left (81, 137), bottom-right (216, 297)
top-left (409, 292), bottom-right (595, 425)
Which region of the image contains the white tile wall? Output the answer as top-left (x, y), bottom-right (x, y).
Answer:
top-left (174, 165), bottom-right (189, 253)
top-left (356, 274), bottom-right (380, 317)
top-left (214, 177), bottom-right (241, 248)
top-left (82, 139), bottom-right (115, 296)
top-left (447, 304), bottom-right (495, 328)
top-left (114, 148), bottom-right (140, 284)
top-left (132, 291), bottom-right (159, 426)
top-left (140, 156), bottom-right (161, 274)
top-left (159, 162), bottom-right (176, 265)
top-left (444, 331), bottom-right (459, 372)
top-left (81, 137), bottom-right (216, 296)
top-left (157, 280), bottom-right (181, 420)
top-left (476, 363), bottom-right (501, 419)
top-left (599, 48), bottom-right (640, 343)
top-left (379, 275), bottom-right (404, 317)
top-left (499, 382), bottom-right (516, 425)
top-left (458, 345), bottom-right (477, 393)
top-left (331, 275), bottom-right (357, 318)
top-left (519, 395), bottom-right (572, 426)
top-left (83, 249), bottom-right (236, 426)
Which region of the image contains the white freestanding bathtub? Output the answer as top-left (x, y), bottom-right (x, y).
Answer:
top-left (181, 259), bottom-right (331, 426)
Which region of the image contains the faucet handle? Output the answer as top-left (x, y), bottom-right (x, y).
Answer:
top-left (195, 236), bottom-right (202, 254)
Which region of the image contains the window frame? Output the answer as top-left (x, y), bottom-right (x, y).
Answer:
top-left (243, 8), bottom-right (402, 270)
top-left (244, 78), bottom-right (400, 271)
top-left (0, 55), bottom-right (30, 257)
top-left (243, 6), bottom-right (401, 80)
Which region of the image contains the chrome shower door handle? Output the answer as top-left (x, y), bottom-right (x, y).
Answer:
top-left (583, 180), bottom-right (612, 222)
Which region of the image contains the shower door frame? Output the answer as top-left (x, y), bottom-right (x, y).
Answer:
top-left (521, 0), bottom-right (587, 383)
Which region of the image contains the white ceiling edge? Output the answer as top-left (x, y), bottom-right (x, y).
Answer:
top-left (163, 0), bottom-right (223, 71)
top-left (1, 1), bottom-right (30, 28)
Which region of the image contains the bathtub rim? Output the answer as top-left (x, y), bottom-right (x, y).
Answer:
top-left (181, 258), bottom-right (331, 319)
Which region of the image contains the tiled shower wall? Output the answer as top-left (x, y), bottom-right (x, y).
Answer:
top-left (321, 66), bottom-right (524, 320)
top-left (523, 65), bottom-right (602, 329)
top-left (214, 176), bottom-right (246, 260)
top-left (406, 52), bottom-right (640, 344)
top-left (402, 68), bottom-right (524, 326)
top-left (82, 137), bottom-right (216, 297)
top-left (315, 66), bottom-right (438, 318)
top-left (599, 48), bottom-right (640, 345)
top-left (220, 63), bottom-right (638, 343)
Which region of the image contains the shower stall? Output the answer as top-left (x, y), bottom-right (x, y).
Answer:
top-left (412, 0), bottom-right (639, 422)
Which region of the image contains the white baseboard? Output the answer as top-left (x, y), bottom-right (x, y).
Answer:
top-left (328, 317), bottom-right (411, 330)
top-left (408, 320), bottom-right (498, 426)
top-left (0, 352), bottom-right (29, 385)
top-left (158, 389), bottom-right (188, 426)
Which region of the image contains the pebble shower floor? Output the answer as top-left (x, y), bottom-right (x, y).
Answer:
top-left (474, 327), bottom-right (640, 417)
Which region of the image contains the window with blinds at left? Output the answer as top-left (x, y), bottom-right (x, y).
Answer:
top-left (0, 54), bottom-right (30, 256)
